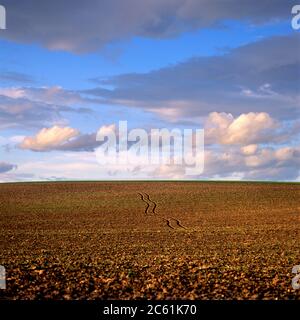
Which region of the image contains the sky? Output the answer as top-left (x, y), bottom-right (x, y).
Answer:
top-left (0, 0), bottom-right (299, 182)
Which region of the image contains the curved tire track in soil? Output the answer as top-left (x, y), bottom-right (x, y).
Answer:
top-left (170, 217), bottom-right (187, 229)
top-left (137, 192), bottom-right (187, 230)
top-left (144, 193), bottom-right (157, 214)
top-left (162, 218), bottom-right (174, 229)
top-left (138, 192), bottom-right (150, 214)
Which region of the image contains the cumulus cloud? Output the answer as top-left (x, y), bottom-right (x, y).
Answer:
top-left (5, 135), bottom-right (300, 181)
top-left (0, 0), bottom-right (294, 53)
top-left (205, 112), bottom-right (278, 145)
top-left (241, 144), bottom-right (258, 156)
top-left (20, 126), bottom-right (80, 151)
top-left (0, 162), bottom-right (17, 173)
top-left (18, 125), bottom-right (110, 152)
top-left (203, 144), bottom-right (300, 181)
top-left (244, 148), bottom-right (276, 168)
top-left (242, 146), bottom-right (300, 180)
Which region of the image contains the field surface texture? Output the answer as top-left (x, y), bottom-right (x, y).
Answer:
top-left (0, 181), bottom-right (299, 299)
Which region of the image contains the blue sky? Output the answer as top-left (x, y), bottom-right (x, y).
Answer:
top-left (0, 0), bottom-right (299, 181)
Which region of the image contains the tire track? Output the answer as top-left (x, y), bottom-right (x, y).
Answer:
top-left (144, 193), bottom-right (157, 214)
top-left (138, 192), bottom-right (150, 214)
top-left (137, 192), bottom-right (187, 231)
top-left (170, 217), bottom-right (187, 229)
top-left (162, 218), bottom-right (174, 229)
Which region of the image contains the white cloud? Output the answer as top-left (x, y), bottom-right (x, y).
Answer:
top-left (205, 112), bottom-right (278, 145)
top-left (275, 147), bottom-right (298, 161)
top-left (241, 144), bottom-right (258, 155)
top-left (20, 126), bottom-right (80, 151)
top-left (3, 115), bottom-right (299, 181)
top-left (203, 145), bottom-right (300, 181)
top-left (2, 142), bottom-right (300, 182)
top-left (97, 124), bottom-right (116, 136)
top-left (245, 148), bottom-right (275, 168)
